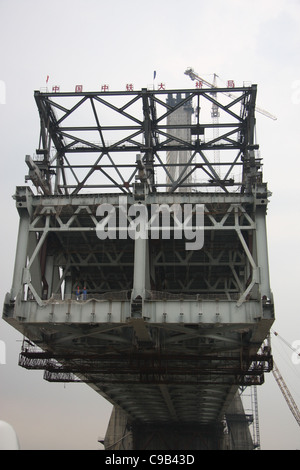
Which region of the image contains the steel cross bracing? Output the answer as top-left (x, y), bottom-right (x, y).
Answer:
top-left (28, 86), bottom-right (258, 196)
top-left (3, 86), bottom-right (275, 431)
top-left (10, 188), bottom-right (270, 306)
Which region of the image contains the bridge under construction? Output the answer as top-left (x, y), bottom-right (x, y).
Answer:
top-left (2, 83), bottom-right (275, 449)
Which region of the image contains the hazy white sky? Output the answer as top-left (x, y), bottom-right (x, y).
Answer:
top-left (0, 0), bottom-right (300, 450)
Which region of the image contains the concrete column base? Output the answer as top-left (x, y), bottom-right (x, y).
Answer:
top-left (104, 406), bottom-right (225, 450)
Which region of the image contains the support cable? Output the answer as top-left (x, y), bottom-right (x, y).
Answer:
top-left (105, 431), bottom-right (133, 450)
top-left (271, 329), bottom-right (300, 358)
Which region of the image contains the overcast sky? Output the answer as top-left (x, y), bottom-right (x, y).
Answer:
top-left (0, 0), bottom-right (300, 450)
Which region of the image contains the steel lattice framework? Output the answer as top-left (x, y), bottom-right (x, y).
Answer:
top-left (3, 85), bottom-right (274, 448)
top-left (28, 86), bottom-right (258, 195)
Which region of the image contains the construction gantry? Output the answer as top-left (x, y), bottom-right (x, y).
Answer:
top-left (3, 84), bottom-right (274, 449)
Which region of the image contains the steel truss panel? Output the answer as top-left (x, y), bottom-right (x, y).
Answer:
top-left (3, 188), bottom-right (274, 425)
top-left (29, 86), bottom-right (258, 195)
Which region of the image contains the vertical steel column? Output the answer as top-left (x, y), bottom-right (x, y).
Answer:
top-left (255, 206), bottom-right (271, 299)
top-left (10, 211), bottom-right (30, 301)
top-left (131, 203), bottom-right (149, 302)
top-left (64, 275), bottom-right (73, 299)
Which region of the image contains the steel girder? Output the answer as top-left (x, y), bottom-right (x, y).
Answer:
top-left (8, 187), bottom-right (271, 307)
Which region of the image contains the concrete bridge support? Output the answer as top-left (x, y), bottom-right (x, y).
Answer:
top-left (104, 398), bottom-right (253, 450)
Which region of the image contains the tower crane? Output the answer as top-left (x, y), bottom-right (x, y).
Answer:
top-left (184, 68), bottom-right (277, 121)
top-left (272, 361), bottom-right (300, 427)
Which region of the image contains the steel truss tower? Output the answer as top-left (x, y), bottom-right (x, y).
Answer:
top-left (3, 85), bottom-right (274, 450)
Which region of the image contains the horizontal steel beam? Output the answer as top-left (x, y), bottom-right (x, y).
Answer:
top-left (6, 297), bottom-right (272, 325)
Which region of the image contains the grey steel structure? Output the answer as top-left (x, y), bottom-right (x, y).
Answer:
top-left (3, 85), bottom-right (274, 449)
top-left (165, 93), bottom-right (193, 191)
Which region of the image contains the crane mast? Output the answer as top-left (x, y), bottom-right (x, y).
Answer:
top-left (272, 361), bottom-right (300, 427)
top-left (184, 68), bottom-right (277, 121)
